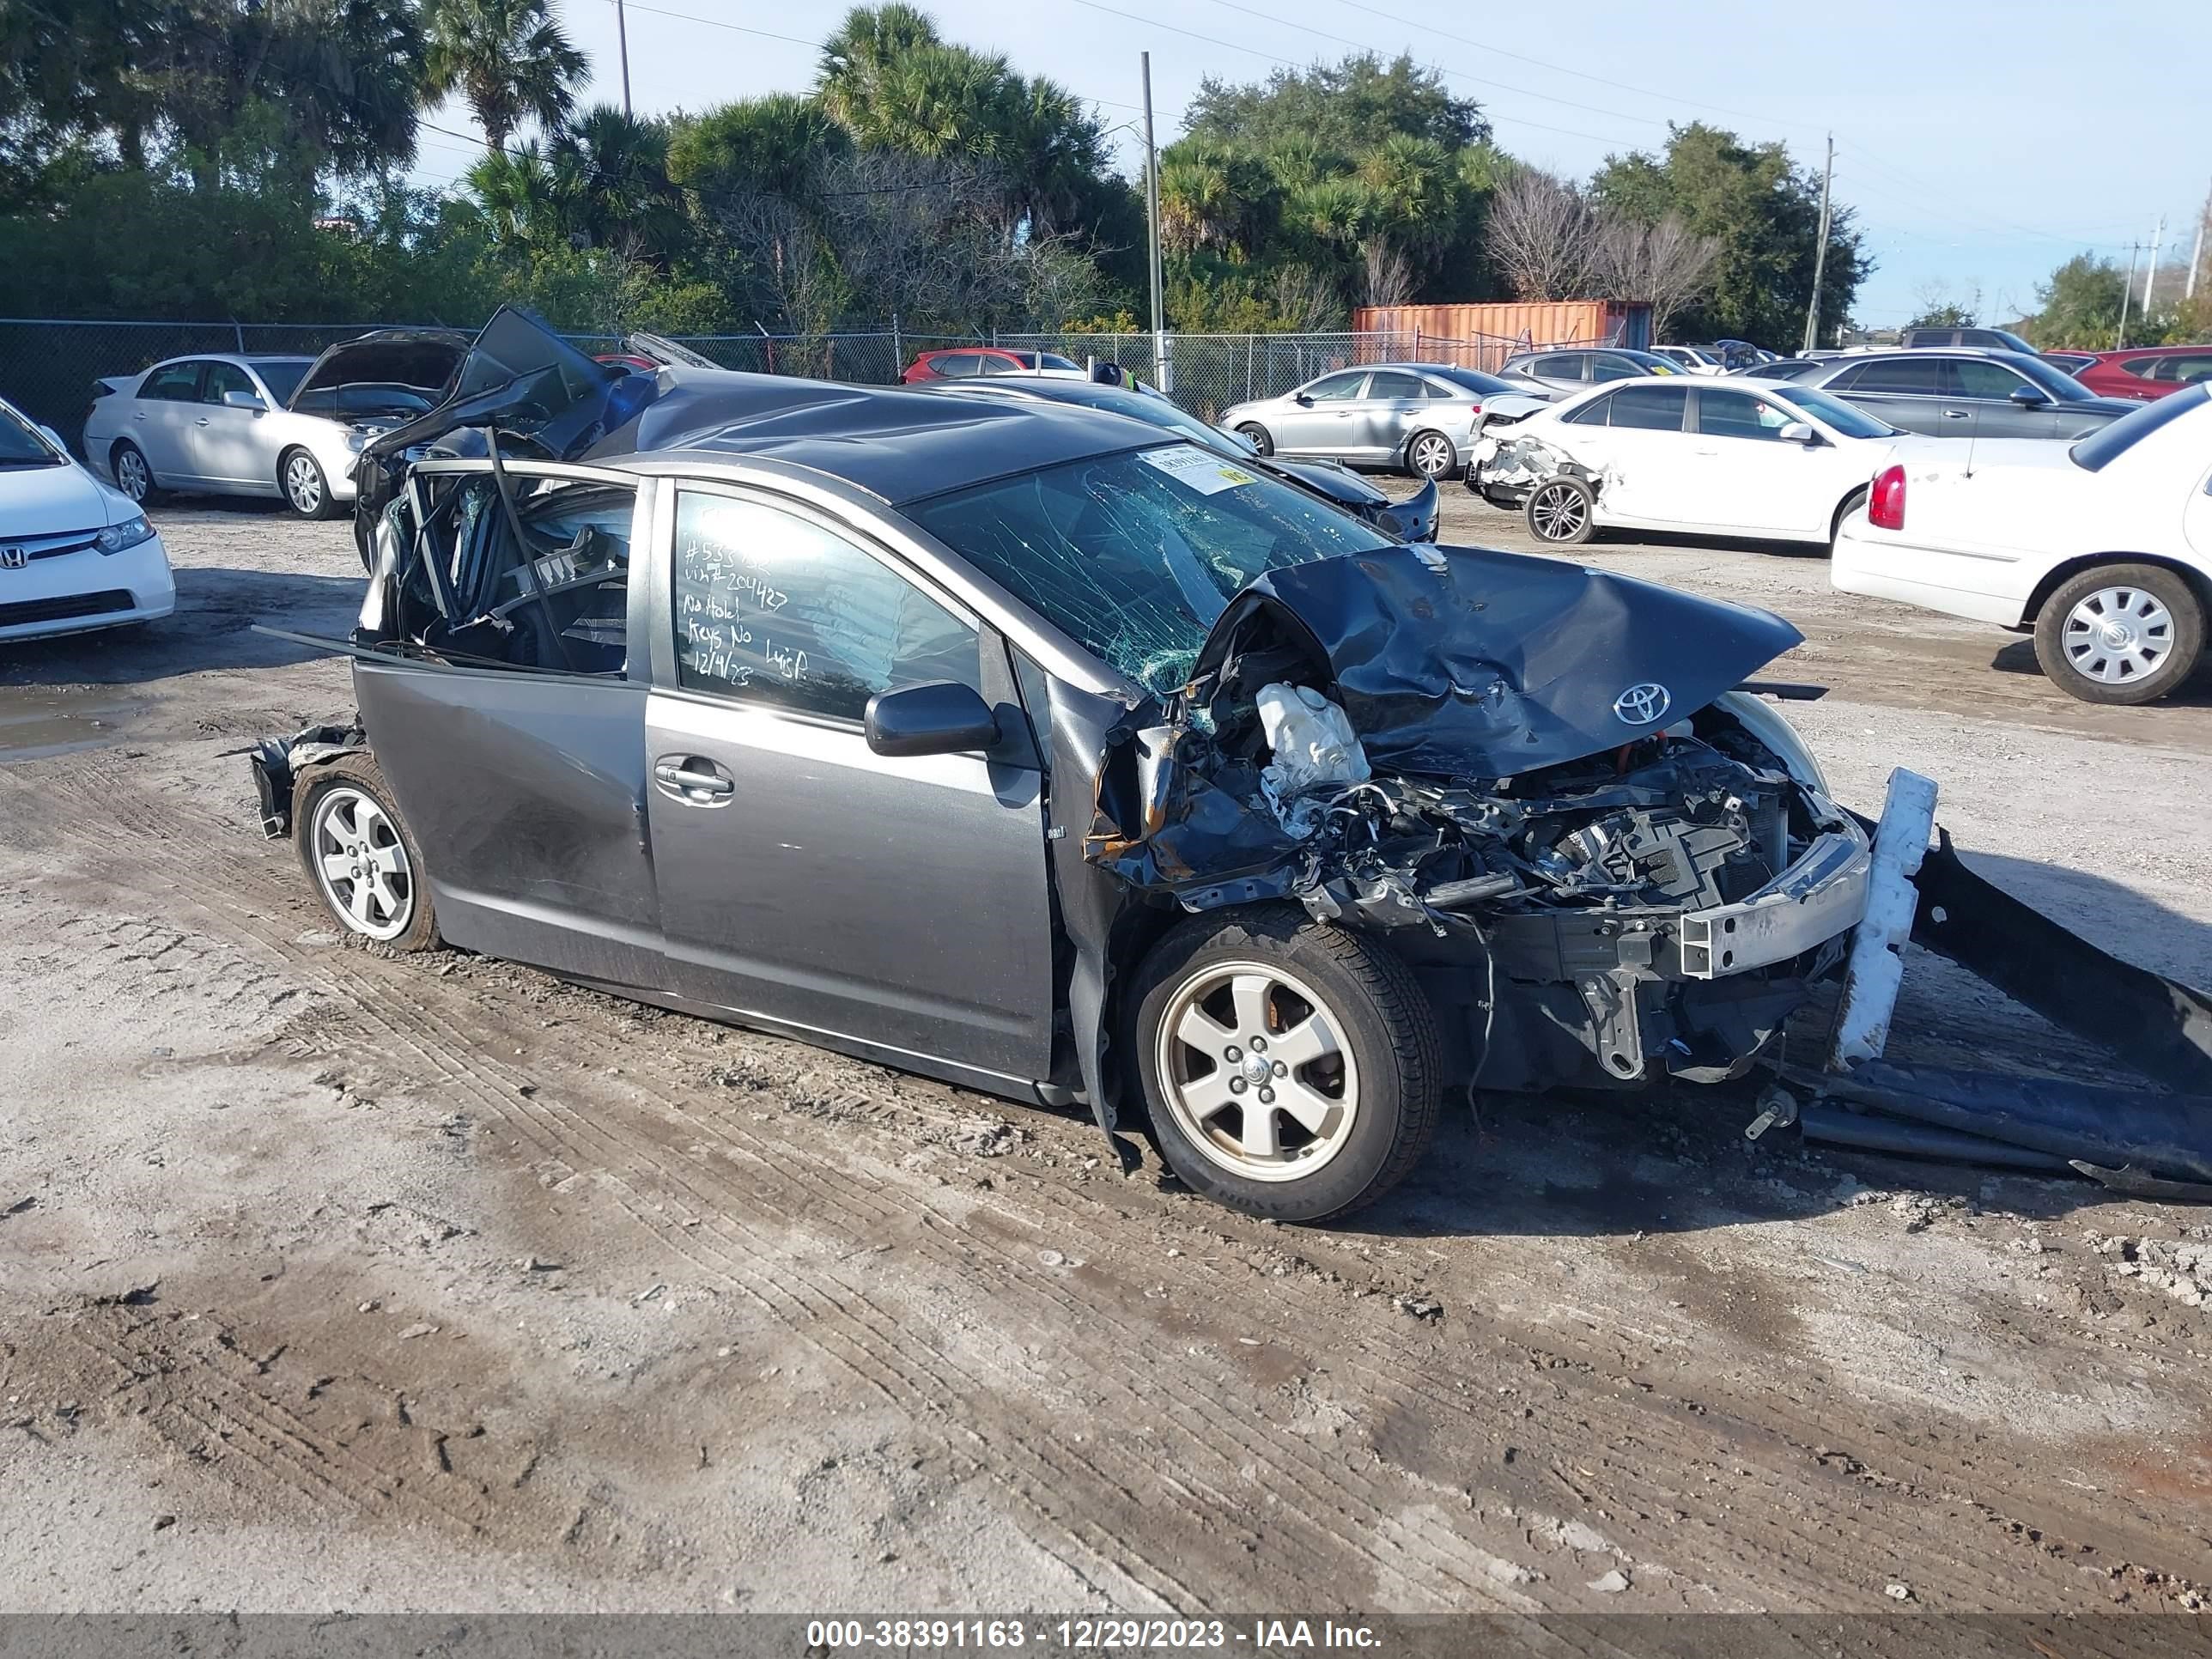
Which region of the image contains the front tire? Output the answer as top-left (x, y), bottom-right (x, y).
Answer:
top-left (1237, 422), bottom-right (1274, 457)
top-left (295, 753), bottom-right (437, 950)
top-left (281, 447), bottom-right (341, 520)
top-left (1525, 475), bottom-right (1596, 545)
top-left (1130, 908), bottom-right (1440, 1224)
top-left (1405, 429), bottom-right (1456, 480)
top-left (2033, 563), bottom-right (2204, 705)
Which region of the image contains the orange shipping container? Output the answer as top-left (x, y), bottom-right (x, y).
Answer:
top-left (1352, 301), bottom-right (1653, 365)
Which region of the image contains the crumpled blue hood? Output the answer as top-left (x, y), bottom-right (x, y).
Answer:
top-left (1190, 543), bottom-right (1804, 779)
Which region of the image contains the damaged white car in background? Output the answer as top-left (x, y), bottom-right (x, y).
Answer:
top-left (1465, 374), bottom-right (1936, 551)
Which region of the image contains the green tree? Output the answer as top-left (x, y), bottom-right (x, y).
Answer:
top-left (551, 106), bottom-right (684, 264)
top-left (1183, 54), bottom-right (1488, 156)
top-left (2021, 254), bottom-right (2127, 349)
top-left (422, 0), bottom-right (587, 155)
top-left (1590, 123), bottom-right (1867, 349)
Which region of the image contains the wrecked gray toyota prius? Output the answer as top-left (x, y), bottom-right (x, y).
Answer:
top-left (252, 311), bottom-right (2207, 1222)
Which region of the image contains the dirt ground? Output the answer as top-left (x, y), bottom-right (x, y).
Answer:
top-left (3, 484), bottom-right (2209, 1615)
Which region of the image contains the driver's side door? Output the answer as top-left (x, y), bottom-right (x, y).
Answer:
top-left (1273, 370), bottom-right (1368, 454)
top-left (641, 483), bottom-right (1058, 1091)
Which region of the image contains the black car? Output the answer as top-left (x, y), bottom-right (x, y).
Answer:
top-left (1788, 349), bottom-right (2136, 440)
top-left (922, 376), bottom-right (1439, 544)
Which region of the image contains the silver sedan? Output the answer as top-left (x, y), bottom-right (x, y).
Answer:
top-left (1218, 363), bottom-right (1522, 480)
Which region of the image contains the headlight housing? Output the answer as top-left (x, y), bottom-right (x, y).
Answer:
top-left (345, 429), bottom-right (370, 453)
top-left (95, 514), bottom-right (155, 554)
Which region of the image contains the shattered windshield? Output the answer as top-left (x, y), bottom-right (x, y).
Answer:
top-left (907, 443), bottom-right (1391, 693)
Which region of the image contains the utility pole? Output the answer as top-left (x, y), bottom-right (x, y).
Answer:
top-left (2143, 213), bottom-right (2166, 313)
top-left (1802, 132), bottom-right (1833, 357)
top-left (1141, 51), bottom-right (1170, 394)
top-left (614, 0), bottom-right (633, 118)
top-left (2117, 240), bottom-right (2139, 349)
top-left (2189, 178), bottom-right (2209, 301)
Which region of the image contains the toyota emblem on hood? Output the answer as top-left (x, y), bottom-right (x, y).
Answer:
top-left (1612, 682), bottom-right (1671, 725)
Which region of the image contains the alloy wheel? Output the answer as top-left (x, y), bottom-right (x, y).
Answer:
top-left (1153, 960), bottom-right (1360, 1182)
top-left (309, 786), bottom-right (413, 941)
top-left (2061, 586), bottom-right (2173, 684)
top-left (1409, 433), bottom-right (1453, 477)
top-left (114, 447), bottom-right (149, 501)
top-left (285, 453), bottom-right (324, 515)
top-left (1529, 481), bottom-right (1589, 541)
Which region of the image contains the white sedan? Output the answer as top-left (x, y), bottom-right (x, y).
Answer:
top-left (0, 396), bottom-right (173, 642)
top-left (1834, 382), bottom-right (2212, 704)
top-left (82, 330), bottom-right (464, 519)
top-left (1466, 375), bottom-right (1933, 549)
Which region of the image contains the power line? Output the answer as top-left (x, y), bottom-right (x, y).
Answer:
top-left (1061, 0), bottom-right (1648, 148)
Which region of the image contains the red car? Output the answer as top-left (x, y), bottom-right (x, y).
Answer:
top-left (2067, 344), bottom-right (2212, 402)
top-left (901, 346), bottom-right (1085, 383)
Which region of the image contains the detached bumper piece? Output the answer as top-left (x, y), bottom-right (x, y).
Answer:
top-left (250, 721), bottom-right (365, 839)
top-left (1790, 770), bottom-right (2212, 1196)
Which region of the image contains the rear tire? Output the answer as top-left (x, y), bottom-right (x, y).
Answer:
top-left (1405, 428), bottom-right (1456, 480)
top-left (1237, 422), bottom-right (1274, 457)
top-left (1129, 907), bottom-right (1440, 1224)
top-left (2033, 562), bottom-right (2203, 705)
top-left (295, 752), bottom-right (438, 951)
top-left (1524, 475), bottom-right (1596, 545)
top-left (1829, 487), bottom-right (1869, 556)
top-left (111, 440), bottom-right (159, 506)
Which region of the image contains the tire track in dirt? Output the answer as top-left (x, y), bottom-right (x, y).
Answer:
top-left (12, 763), bottom-right (1593, 1608)
top-left (10, 756), bottom-right (2208, 1610)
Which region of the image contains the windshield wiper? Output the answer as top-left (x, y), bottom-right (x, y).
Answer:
top-left (0, 456), bottom-right (65, 468)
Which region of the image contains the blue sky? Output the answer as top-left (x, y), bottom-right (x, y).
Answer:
top-left (416, 0), bottom-right (2212, 329)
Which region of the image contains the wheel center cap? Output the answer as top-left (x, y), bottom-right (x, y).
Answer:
top-left (2103, 622), bottom-right (2135, 650)
top-left (1243, 1054), bottom-right (1273, 1085)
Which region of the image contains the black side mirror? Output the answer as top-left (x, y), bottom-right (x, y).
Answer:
top-left (864, 680), bottom-right (999, 758)
top-left (1294, 392), bottom-right (1314, 405)
top-left (2008, 385), bottom-right (2051, 407)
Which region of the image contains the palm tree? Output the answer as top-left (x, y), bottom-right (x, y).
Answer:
top-left (666, 94), bottom-right (849, 204)
top-left (816, 3), bottom-right (940, 128)
top-left (552, 104), bottom-right (683, 262)
top-left (422, 0), bottom-right (587, 155)
top-left (463, 140), bottom-right (585, 253)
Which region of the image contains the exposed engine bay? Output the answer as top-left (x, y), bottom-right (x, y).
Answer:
top-left (1082, 543), bottom-right (1870, 1092)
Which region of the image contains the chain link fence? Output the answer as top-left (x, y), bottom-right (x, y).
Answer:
top-left (2, 317), bottom-right (1616, 454)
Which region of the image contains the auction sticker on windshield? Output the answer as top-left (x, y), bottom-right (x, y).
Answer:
top-left (1139, 445), bottom-right (1259, 495)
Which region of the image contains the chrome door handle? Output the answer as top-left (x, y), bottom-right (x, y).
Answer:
top-left (654, 759), bottom-right (733, 797)
top-left (1940, 409), bottom-right (1971, 420)
top-left (194, 416), bottom-right (210, 426)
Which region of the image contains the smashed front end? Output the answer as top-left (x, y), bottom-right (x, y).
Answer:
top-left (1464, 430), bottom-right (1589, 509)
top-left (1084, 544), bottom-right (1867, 1092)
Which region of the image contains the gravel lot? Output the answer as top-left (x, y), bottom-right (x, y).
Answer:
top-left (3, 484), bottom-right (2209, 1614)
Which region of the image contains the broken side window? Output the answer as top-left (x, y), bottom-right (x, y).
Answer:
top-left (405, 474), bottom-right (635, 677)
top-left (905, 444), bottom-right (1390, 696)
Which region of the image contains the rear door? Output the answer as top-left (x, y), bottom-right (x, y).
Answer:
top-left (356, 467), bottom-right (663, 990)
top-left (1354, 368), bottom-right (1428, 460)
top-left (187, 361), bottom-right (273, 489)
top-left (641, 482), bottom-right (1057, 1089)
top-left (1828, 355), bottom-right (1949, 434)
top-left (130, 361), bottom-right (207, 481)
